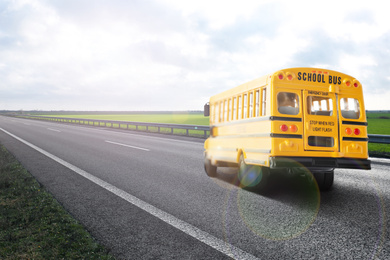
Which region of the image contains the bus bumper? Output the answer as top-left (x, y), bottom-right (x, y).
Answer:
top-left (269, 156), bottom-right (371, 170)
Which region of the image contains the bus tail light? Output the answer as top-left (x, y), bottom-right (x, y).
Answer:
top-left (354, 83), bottom-right (358, 88)
top-left (280, 124), bottom-right (288, 132)
top-left (278, 74), bottom-right (284, 80)
top-left (354, 128), bottom-right (360, 135)
top-left (345, 128), bottom-right (352, 135)
top-left (289, 125), bottom-right (298, 132)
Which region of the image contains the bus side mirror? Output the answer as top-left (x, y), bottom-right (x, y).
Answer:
top-left (204, 102), bottom-right (210, 117)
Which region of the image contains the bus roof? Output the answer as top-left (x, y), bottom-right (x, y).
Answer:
top-left (272, 67), bottom-right (362, 95)
top-left (210, 67), bottom-right (362, 102)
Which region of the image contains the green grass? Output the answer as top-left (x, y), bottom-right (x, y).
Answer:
top-left (0, 146), bottom-right (115, 260)
top-left (366, 112), bottom-right (390, 120)
top-left (367, 118), bottom-right (390, 135)
top-left (366, 112), bottom-right (390, 157)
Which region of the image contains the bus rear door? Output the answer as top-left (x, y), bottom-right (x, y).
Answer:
top-left (303, 90), bottom-right (339, 152)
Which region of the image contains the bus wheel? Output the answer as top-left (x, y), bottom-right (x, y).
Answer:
top-left (238, 155), bottom-right (268, 191)
top-left (312, 170), bottom-right (334, 191)
top-left (204, 155), bottom-right (217, 177)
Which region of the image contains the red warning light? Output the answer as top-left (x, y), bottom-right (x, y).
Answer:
top-left (280, 124), bottom-right (288, 132)
top-left (354, 128), bottom-right (360, 135)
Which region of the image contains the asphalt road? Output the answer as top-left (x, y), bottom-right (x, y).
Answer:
top-left (0, 116), bottom-right (389, 260)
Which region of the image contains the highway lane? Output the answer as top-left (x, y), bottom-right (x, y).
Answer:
top-left (0, 116), bottom-right (389, 259)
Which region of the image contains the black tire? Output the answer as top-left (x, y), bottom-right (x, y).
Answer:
top-left (238, 154), bottom-right (269, 191)
top-left (312, 170), bottom-right (334, 191)
top-left (204, 155), bottom-right (217, 177)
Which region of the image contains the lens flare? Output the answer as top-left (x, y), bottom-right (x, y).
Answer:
top-left (238, 166), bottom-right (263, 188)
top-left (237, 168), bottom-right (320, 240)
top-left (223, 161), bottom-right (321, 241)
top-left (221, 161), bottom-right (386, 258)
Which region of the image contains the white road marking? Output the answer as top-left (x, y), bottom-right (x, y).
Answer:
top-left (105, 131), bottom-right (203, 145)
top-left (0, 115), bottom-right (203, 145)
top-left (47, 128), bottom-right (61, 132)
top-left (105, 140), bottom-right (150, 151)
top-left (369, 157), bottom-right (390, 164)
top-left (0, 127), bottom-right (259, 260)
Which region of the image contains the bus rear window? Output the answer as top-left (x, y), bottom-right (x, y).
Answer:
top-left (308, 136), bottom-right (334, 147)
top-left (307, 96), bottom-right (333, 116)
top-left (277, 92), bottom-right (299, 115)
top-left (340, 98), bottom-right (360, 119)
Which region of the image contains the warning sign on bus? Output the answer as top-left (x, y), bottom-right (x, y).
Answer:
top-left (309, 120), bottom-right (335, 132)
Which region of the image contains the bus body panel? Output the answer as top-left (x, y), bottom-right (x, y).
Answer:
top-left (205, 118), bottom-right (272, 167)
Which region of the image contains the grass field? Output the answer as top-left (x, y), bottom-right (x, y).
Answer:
top-left (367, 112), bottom-right (390, 134)
top-left (366, 112), bottom-right (390, 157)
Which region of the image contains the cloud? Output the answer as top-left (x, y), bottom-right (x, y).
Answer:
top-left (206, 5), bottom-right (281, 53)
top-left (0, 0), bottom-right (389, 110)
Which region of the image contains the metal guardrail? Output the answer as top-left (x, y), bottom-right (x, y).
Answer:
top-left (368, 134), bottom-right (390, 144)
top-left (11, 115), bottom-right (390, 143)
top-left (17, 115), bottom-right (210, 138)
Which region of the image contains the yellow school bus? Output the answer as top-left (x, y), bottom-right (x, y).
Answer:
top-left (203, 67), bottom-right (371, 191)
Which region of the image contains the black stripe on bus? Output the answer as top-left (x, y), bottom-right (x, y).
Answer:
top-left (270, 116), bottom-right (302, 122)
top-left (271, 133), bottom-right (303, 139)
top-left (342, 121), bottom-right (368, 126)
top-left (342, 137), bottom-right (369, 142)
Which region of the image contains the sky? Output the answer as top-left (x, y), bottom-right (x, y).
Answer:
top-left (0, 0), bottom-right (389, 111)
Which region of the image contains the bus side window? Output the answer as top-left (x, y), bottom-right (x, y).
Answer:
top-left (233, 97), bottom-right (237, 120)
top-left (278, 92), bottom-right (299, 115)
top-left (243, 94), bottom-right (248, 119)
top-left (262, 88), bottom-right (266, 116)
top-left (340, 98), bottom-right (360, 119)
top-left (214, 103), bottom-right (219, 123)
top-left (224, 100), bottom-right (228, 122)
top-left (255, 90), bottom-right (260, 117)
top-left (249, 92), bottom-right (254, 118)
top-left (238, 96), bottom-right (242, 119)
top-left (228, 99), bottom-right (232, 121)
top-left (219, 101), bottom-right (223, 122)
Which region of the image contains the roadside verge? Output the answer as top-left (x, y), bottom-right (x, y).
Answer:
top-left (0, 145), bottom-right (115, 259)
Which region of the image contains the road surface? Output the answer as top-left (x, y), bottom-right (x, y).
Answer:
top-left (0, 116), bottom-right (389, 259)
